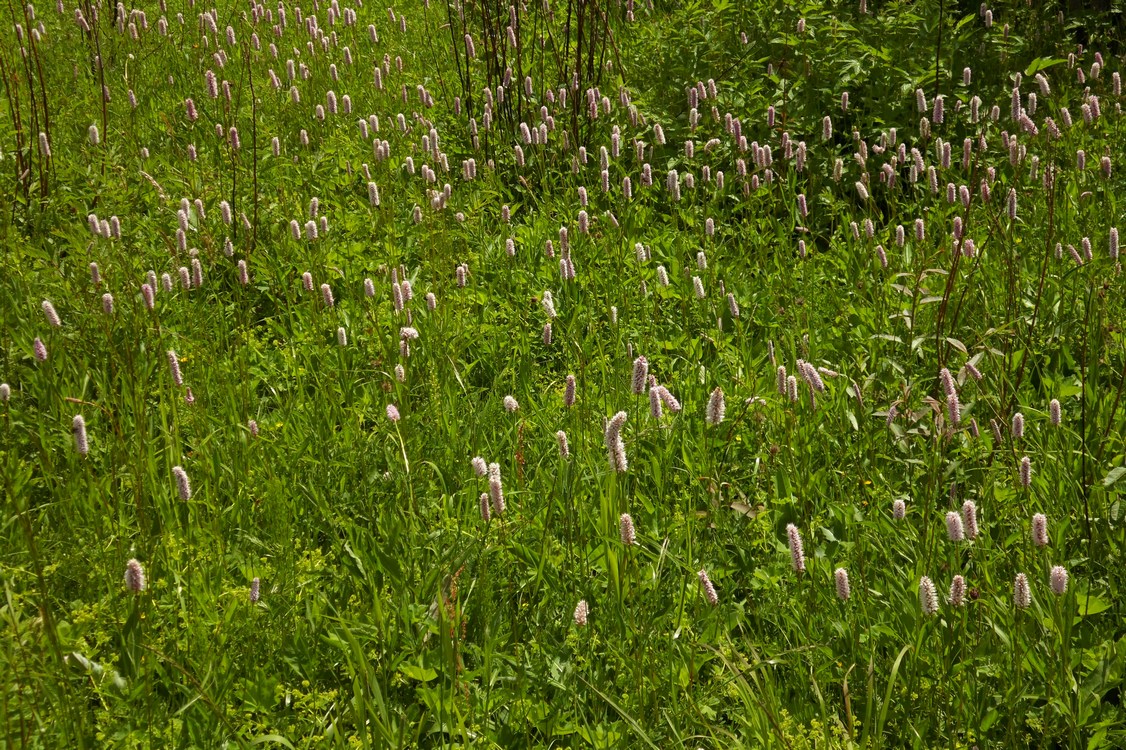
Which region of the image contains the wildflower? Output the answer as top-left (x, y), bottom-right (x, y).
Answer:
top-left (172, 465), bottom-right (191, 500)
top-left (1020, 456), bottom-right (1032, 488)
top-left (604, 411), bottom-right (629, 473)
top-left (631, 356), bottom-right (648, 395)
top-left (786, 375), bottom-right (799, 403)
top-left (657, 385), bottom-right (682, 413)
top-left (573, 599), bottom-right (589, 625)
top-left (834, 568), bottom-right (851, 601)
top-left (798, 361), bottom-right (826, 392)
top-left (890, 225), bottom-right (904, 249)
top-left (391, 281), bottom-right (404, 312)
top-left (124, 559), bottom-right (146, 592)
top-left (321, 283), bottom-right (334, 307)
top-left (619, 513), bottom-right (636, 546)
top-left (1012, 412), bottom-right (1025, 439)
top-left (1031, 513), bottom-right (1049, 547)
top-left (564, 375), bottom-right (576, 407)
top-left (556, 430), bottom-right (570, 458)
top-left (73, 415), bottom-right (88, 456)
top-left (648, 378), bottom-right (664, 419)
top-left (938, 576), bottom-right (963, 610)
top-left (727, 293), bottom-right (740, 318)
top-left (961, 500), bottom-right (979, 540)
top-left (479, 492), bottom-right (491, 522)
top-left (698, 569), bottom-right (718, 606)
top-left (529, 290), bottom-right (556, 323)
top-left (559, 256), bottom-right (576, 282)
top-left (1013, 573), bottom-right (1031, 609)
top-left (0, 383), bottom-right (9, 402)
top-left (38, 301), bottom-right (63, 331)
top-left (706, 387), bottom-right (725, 425)
top-left (503, 396), bottom-right (519, 413)
top-left (667, 169), bottom-right (681, 200)
top-left (1049, 399), bottom-right (1061, 426)
top-left (250, 577), bottom-right (261, 603)
top-left (386, 404), bottom-right (400, 422)
top-left (1050, 566), bottom-right (1069, 596)
top-left (230, 258), bottom-right (247, 286)
top-left (776, 366), bottom-right (787, 395)
top-left (939, 368), bottom-right (956, 397)
top-left (167, 350), bottom-right (183, 386)
top-left (488, 462), bottom-right (505, 514)
top-left (893, 498), bottom-right (906, 520)
top-left (786, 524), bottom-right (805, 574)
top-left (472, 457), bottom-right (487, 477)
top-left (919, 576), bottom-right (939, 616)
top-left (33, 337), bottom-right (48, 362)
top-left (692, 276), bottom-right (706, 299)
top-left (941, 382), bottom-right (959, 423)
top-left (1069, 244), bottom-right (1084, 266)
top-left (945, 511), bottom-right (964, 542)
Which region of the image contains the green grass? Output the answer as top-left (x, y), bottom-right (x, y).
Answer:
top-left (1, 0), bottom-right (1125, 746)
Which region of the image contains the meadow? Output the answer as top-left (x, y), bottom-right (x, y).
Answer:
top-left (1, 0), bottom-right (1125, 746)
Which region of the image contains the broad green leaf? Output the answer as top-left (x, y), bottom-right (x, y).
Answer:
top-left (399, 664), bottom-right (437, 682)
top-left (1103, 467), bottom-right (1126, 488)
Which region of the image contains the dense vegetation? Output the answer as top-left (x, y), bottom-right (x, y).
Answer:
top-left (2, 0), bottom-right (1125, 746)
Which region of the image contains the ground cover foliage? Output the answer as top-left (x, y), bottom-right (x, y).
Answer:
top-left (2, 0), bottom-right (1126, 746)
